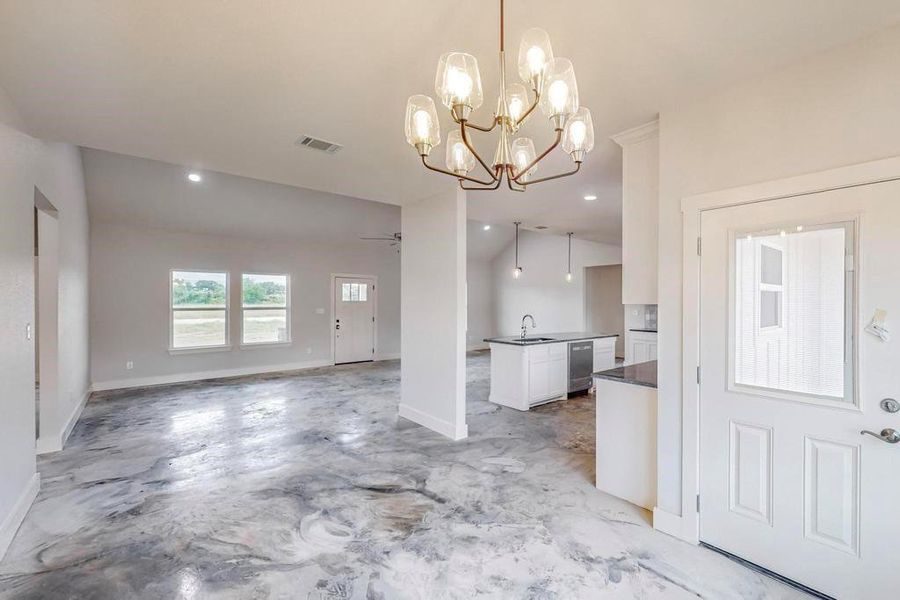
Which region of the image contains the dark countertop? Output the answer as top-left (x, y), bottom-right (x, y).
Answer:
top-left (593, 360), bottom-right (658, 389)
top-left (629, 328), bottom-right (658, 333)
top-left (484, 332), bottom-right (619, 346)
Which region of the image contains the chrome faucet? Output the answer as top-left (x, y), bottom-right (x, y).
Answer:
top-left (521, 314), bottom-right (536, 339)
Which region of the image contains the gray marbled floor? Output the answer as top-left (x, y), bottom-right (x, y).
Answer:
top-left (0, 352), bottom-right (807, 599)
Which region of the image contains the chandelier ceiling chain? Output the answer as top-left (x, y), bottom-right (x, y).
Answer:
top-left (404, 0), bottom-right (595, 192)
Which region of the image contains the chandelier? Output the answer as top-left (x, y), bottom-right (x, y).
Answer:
top-left (404, 0), bottom-right (594, 192)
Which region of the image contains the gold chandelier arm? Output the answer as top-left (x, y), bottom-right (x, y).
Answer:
top-left (518, 161), bottom-right (582, 187)
top-left (461, 168), bottom-right (504, 191)
top-left (453, 112), bottom-right (499, 132)
top-left (460, 120), bottom-right (500, 180)
top-left (513, 87), bottom-right (541, 129)
top-left (510, 128), bottom-right (562, 182)
top-left (505, 166), bottom-right (526, 192)
top-left (420, 155), bottom-right (498, 186)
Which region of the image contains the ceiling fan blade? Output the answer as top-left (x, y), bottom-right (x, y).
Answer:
top-left (359, 236), bottom-right (397, 241)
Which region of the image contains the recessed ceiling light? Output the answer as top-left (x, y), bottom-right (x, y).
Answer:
top-left (535, 225), bottom-right (548, 230)
top-left (187, 172), bottom-right (202, 183)
top-left (483, 224), bottom-right (491, 231)
top-left (584, 194), bottom-right (597, 201)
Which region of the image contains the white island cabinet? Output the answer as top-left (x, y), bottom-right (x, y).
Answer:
top-left (486, 335), bottom-right (617, 411)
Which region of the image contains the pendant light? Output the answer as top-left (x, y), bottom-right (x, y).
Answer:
top-left (512, 221), bottom-right (523, 279)
top-left (565, 232), bottom-right (573, 282)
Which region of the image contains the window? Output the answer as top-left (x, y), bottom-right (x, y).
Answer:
top-left (759, 244), bottom-right (783, 329)
top-left (733, 223), bottom-right (853, 402)
top-left (242, 273), bottom-right (289, 345)
top-left (341, 282), bottom-right (368, 302)
top-left (171, 270), bottom-right (228, 350)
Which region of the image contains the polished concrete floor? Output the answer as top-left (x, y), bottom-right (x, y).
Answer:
top-left (0, 352), bottom-right (807, 599)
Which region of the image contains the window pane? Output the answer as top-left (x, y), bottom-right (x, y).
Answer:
top-left (760, 290), bottom-right (781, 328)
top-left (173, 309), bottom-right (226, 348)
top-left (734, 225), bottom-right (849, 400)
top-left (243, 308), bottom-right (288, 344)
top-left (172, 271), bottom-right (226, 308)
top-left (350, 283), bottom-right (359, 301)
top-left (242, 273), bottom-right (287, 307)
top-left (342, 283), bottom-right (351, 301)
top-left (760, 245), bottom-right (783, 285)
top-left (359, 283), bottom-right (367, 301)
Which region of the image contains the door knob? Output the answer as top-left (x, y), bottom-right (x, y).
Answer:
top-left (860, 428), bottom-right (900, 444)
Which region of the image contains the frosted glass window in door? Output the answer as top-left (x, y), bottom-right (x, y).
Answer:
top-left (733, 224), bottom-right (853, 401)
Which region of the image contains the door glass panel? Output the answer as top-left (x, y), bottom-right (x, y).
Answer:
top-left (733, 223), bottom-right (853, 402)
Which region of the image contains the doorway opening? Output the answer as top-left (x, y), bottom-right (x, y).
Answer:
top-left (332, 275), bottom-right (377, 365)
top-left (584, 264), bottom-right (625, 359)
top-left (34, 187), bottom-right (59, 452)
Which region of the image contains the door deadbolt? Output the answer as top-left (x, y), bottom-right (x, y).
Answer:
top-left (880, 398), bottom-right (900, 413)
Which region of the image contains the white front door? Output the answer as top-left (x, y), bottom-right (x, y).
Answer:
top-left (699, 180), bottom-right (900, 598)
top-left (334, 277), bottom-right (375, 364)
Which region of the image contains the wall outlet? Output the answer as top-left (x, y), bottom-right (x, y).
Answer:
top-left (315, 308), bottom-right (325, 315)
top-left (126, 361), bottom-right (134, 370)
top-left (306, 347), bottom-right (312, 355)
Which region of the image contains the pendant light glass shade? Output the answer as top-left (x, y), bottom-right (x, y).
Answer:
top-left (445, 129), bottom-right (476, 174)
top-left (405, 95), bottom-right (441, 150)
top-left (511, 137), bottom-right (537, 181)
top-left (517, 28), bottom-right (553, 87)
top-left (562, 106), bottom-right (594, 157)
top-left (505, 83), bottom-right (529, 122)
top-left (540, 58), bottom-right (578, 118)
top-left (436, 52), bottom-right (483, 110)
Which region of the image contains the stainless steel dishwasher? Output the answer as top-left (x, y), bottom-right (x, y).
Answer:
top-left (568, 341), bottom-right (594, 395)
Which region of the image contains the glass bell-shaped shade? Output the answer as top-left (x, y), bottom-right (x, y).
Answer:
top-left (445, 129), bottom-right (476, 174)
top-left (436, 52), bottom-right (483, 110)
top-left (405, 95), bottom-right (440, 151)
top-left (517, 28), bottom-right (554, 87)
top-left (505, 83), bottom-right (529, 123)
top-left (511, 137), bottom-right (538, 181)
top-left (562, 107), bottom-right (595, 157)
top-left (540, 58), bottom-right (579, 118)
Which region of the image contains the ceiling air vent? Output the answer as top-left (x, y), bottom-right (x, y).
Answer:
top-left (295, 135), bottom-right (343, 154)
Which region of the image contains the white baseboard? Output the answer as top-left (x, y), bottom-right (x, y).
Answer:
top-left (0, 472), bottom-right (40, 560)
top-left (653, 506), bottom-right (698, 544)
top-left (92, 359), bottom-right (335, 392)
top-left (36, 386), bottom-right (92, 455)
top-left (375, 352), bottom-right (400, 361)
top-left (61, 387), bottom-right (91, 447)
top-left (398, 403), bottom-right (468, 441)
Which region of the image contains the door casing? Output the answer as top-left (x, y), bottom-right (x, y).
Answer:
top-left (665, 155), bottom-right (900, 544)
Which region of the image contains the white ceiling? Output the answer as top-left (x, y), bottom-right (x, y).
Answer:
top-left (3, 1), bottom-right (899, 244)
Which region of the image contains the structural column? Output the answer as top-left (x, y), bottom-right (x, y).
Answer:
top-left (399, 188), bottom-right (467, 440)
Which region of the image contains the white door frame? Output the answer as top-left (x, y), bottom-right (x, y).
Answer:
top-left (330, 273), bottom-right (378, 365)
top-left (667, 154), bottom-right (900, 544)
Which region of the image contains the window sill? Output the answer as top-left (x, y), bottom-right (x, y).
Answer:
top-left (168, 345), bottom-right (232, 355)
top-left (240, 341), bottom-right (293, 349)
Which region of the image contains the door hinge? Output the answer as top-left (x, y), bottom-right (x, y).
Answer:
top-left (696, 365), bottom-right (701, 384)
top-left (372, 316), bottom-right (375, 322)
top-left (696, 494), bottom-right (700, 512)
top-left (697, 237), bottom-right (702, 256)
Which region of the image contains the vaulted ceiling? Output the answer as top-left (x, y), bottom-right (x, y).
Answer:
top-left (2, 1), bottom-right (898, 243)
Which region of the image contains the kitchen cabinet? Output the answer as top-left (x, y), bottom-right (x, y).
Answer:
top-left (593, 338), bottom-right (616, 372)
top-left (626, 330), bottom-right (658, 365)
top-left (612, 120), bottom-right (659, 305)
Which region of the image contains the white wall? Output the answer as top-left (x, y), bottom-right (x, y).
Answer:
top-left (492, 230), bottom-right (622, 336)
top-left (585, 265), bottom-right (625, 357)
top-left (90, 221), bottom-right (401, 388)
top-left (0, 86), bottom-right (90, 557)
top-left (656, 24), bottom-right (900, 516)
top-left (466, 257), bottom-right (494, 350)
top-left (400, 189), bottom-right (467, 440)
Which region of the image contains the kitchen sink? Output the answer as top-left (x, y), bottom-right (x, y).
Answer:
top-left (518, 337), bottom-right (556, 343)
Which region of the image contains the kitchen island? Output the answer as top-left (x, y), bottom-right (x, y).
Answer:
top-left (484, 333), bottom-right (618, 411)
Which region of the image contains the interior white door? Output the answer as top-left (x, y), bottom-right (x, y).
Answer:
top-left (699, 180), bottom-right (900, 598)
top-left (334, 277), bottom-right (375, 364)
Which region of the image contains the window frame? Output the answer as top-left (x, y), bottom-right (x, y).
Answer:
top-left (757, 242), bottom-right (784, 332)
top-left (240, 272), bottom-right (292, 348)
top-left (169, 268), bottom-right (231, 354)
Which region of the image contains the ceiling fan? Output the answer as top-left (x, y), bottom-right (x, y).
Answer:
top-left (359, 232), bottom-right (402, 252)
